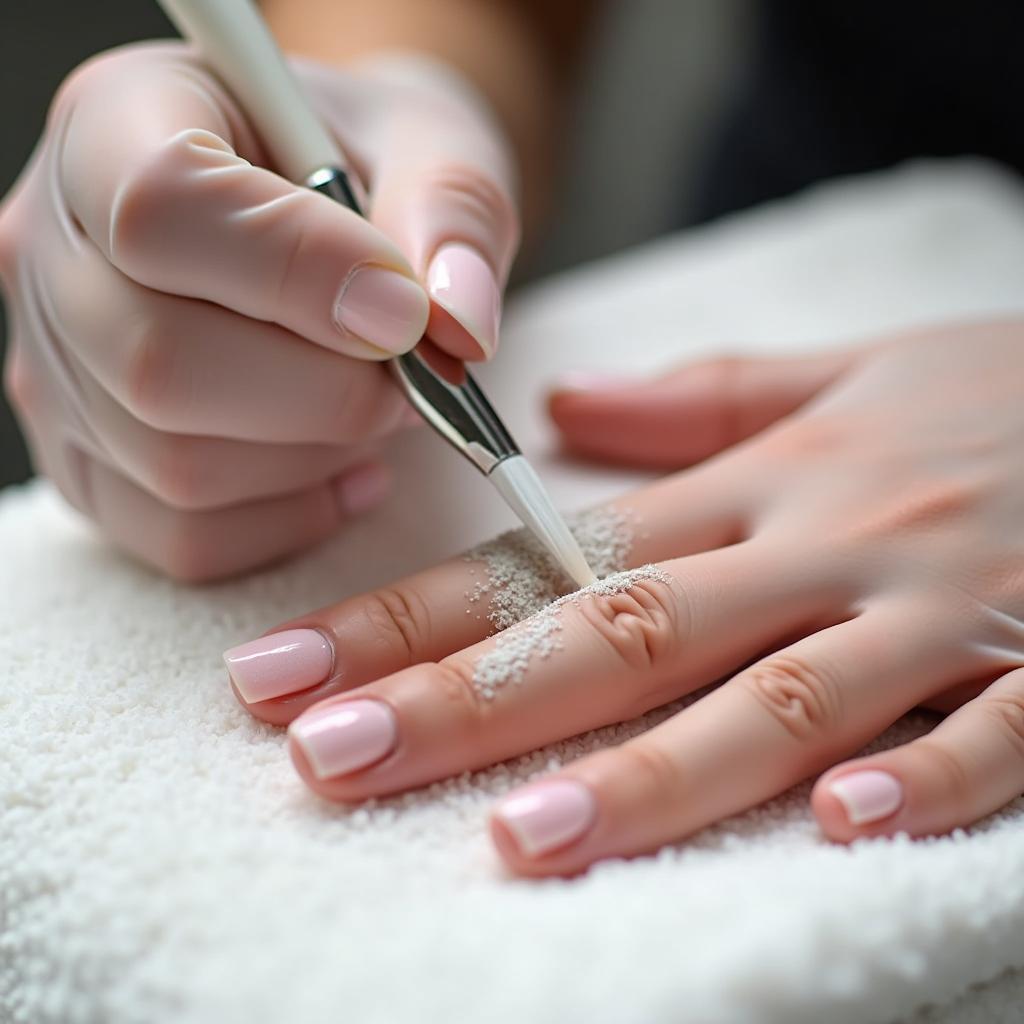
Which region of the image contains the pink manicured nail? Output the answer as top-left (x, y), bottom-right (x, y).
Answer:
top-left (427, 243), bottom-right (500, 358)
top-left (829, 770), bottom-right (903, 825)
top-left (333, 266), bottom-right (428, 354)
top-left (493, 779), bottom-right (597, 857)
top-left (289, 699), bottom-right (397, 780)
top-left (224, 628), bottom-right (333, 704)
top-left (334, 462), bottom-right (392, 517)
top-left (555, 371), bottom-right (636, 393)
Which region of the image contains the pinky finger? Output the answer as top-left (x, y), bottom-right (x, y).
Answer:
top-left (75, 448), bottom-right (391, 582)
top-left (813, 667), bottom-right (1024, 841)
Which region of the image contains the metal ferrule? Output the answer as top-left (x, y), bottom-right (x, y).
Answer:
top-left (305, 165), bottom-right (367, 214)
top-left (304, 165), bottom-right (521, 477)
top-left (389, 349), bottom-right (520, 475)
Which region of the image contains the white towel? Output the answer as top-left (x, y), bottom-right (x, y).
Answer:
top-left (3, 159), bottom-right (1024, 1024)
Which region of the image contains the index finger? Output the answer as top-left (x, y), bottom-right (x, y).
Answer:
top-left (58, 44), bottom-right (428, 359)
top-left (225, 468), bottom-right (748, 725)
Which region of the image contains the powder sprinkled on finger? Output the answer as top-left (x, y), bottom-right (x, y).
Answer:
top-left (472, 565), bottom-right (672, 699)
top-left (464, 506), bottom-right (637, 633)
top-left (462, 506), bottom-right (671, 699)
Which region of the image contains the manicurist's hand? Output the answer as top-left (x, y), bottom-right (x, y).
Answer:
top-left (224, 319), bottom-right (1024, 876)
top-left (0, 42), bottom-right (518, 580)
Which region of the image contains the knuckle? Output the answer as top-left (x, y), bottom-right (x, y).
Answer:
top-left (110, 128), bottom-right (234, 274)
top-left (741, 655), bottom-right (842, 742)
top-left (578, 578), bottom-right (684, 676)
top-left (432, 657), bottom-right (487, 729)
top-left (760, 413), bottom-right (850, 463)
top-left (363, 585), bottom-right (433, 663)
top-left (421, 162), bottom-right (520, 256)
top-left (147, 434), bottom-right (211, 510)
top-left (847, 480), bottom-right (985, 546)
top-left (911, 738), bottom-right (973, 812)
top-left (159, 514), bottom-right (220, 583)
top-left (123, 318), bottom-right (179, 427)
top-left (983, 691), bottom-right (1024, 760)
top-left (614, 743), bottom-right (681, 806)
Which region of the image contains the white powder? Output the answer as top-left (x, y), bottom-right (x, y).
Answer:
top-left (472, 565), bottom-right (673, 699)
top-left (464, 508), bottom-right (672, 698)
top-left (464, 507), bottom-right (636, 632)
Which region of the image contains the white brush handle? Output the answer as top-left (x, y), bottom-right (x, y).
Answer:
top-left (158, 0), bottom-right (343, 183)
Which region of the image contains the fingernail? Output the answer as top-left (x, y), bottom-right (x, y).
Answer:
top-left (829, 769), bottom-right (903, 825)
top-left (493, 779), bottom-right (597, 858)
top-left (289, 699), bottom-right (397, 780)
top-left (427, 243), bottom-right (500, 358)
top-left (555, 371), bottom-right (635, 393)
top-left (333, 266), bottom-right (429, 354)
top-left (333, 462), bottom-right (392, 517)
top-left (224, 628), bottom-right (333, 704)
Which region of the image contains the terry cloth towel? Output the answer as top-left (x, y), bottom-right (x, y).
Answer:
top-left (3, 159), bottom-right (1024, 1024)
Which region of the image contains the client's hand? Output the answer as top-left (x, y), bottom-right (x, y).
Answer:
top-left (224, 319), bottom-right (1024, 876)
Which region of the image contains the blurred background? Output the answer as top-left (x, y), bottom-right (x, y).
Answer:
top-left (5, 2), bottom-right (1020, 492)
top-left (0, 0), bottom-right (747, 490)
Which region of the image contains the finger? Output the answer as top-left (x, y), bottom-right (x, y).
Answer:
top-left (59, 44), bottom-right (429, 359)
top-left (71, 366), bottom-right (373, 510)
top-left (547, 349), bottom-right (863, 470)
top-left (919, 677), bottom-right (992, 714)
top-left (49, 233), bottom-right (407, 444)
top-left (814, 666), bottom-right (1024, 842)
top-left (490, 599), bottom-right (991, 876)
top-left (75, 448), bottom-right (391, 582)
top-left (226, 465), bottom-right (749, 725)
top-left (284, 539), bottom-right (847, 804)
top-left (361, 62), bottom-right (519, 361)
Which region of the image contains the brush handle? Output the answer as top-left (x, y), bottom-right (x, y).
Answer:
top-left (158, 0), bottom-right (342, 183)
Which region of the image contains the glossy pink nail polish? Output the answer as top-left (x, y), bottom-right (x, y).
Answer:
top-left (829, 770), bottom-right (903, 825)
top-left (223, 628), bottom-right (333, 704)
top-left (427, 243), bottom-right (500, 358)
top-left (333, 266), bottom-right (429, 354)
top-left (493, 779), bottom-right (597, 858)
top-left (289, 699), bottom-right (397, 780)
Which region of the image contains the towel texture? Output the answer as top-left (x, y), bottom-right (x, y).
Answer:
top-left (3, 160), bottom-right (1024, 1024)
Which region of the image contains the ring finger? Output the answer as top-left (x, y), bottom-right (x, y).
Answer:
top-left (226, 463), bottom-right (754, 725)
top-left (490, 596), bottom-right (996, 876)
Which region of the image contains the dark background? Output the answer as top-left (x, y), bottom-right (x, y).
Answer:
top-left (0, 3), bottom-right (176, 488)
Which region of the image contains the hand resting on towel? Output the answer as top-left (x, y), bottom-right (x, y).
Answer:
top-left (224, 319), bottom-right (1024, 876)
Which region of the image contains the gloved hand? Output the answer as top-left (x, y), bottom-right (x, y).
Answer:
top-left (0, 42), bottom-right (519, 580)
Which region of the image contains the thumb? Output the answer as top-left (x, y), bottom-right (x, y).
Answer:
top-left (361, 59), bottom-right (521, 362)
top-left (547, 348), bottom-right (862, 470)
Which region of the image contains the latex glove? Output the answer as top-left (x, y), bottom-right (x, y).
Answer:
top-left (0, 42), bottom-right (518, 580)
top-left (221, 319), bottom-right (1024, 876)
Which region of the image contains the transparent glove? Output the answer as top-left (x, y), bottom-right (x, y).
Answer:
top-left (0, 42), bottom-right (518, 580)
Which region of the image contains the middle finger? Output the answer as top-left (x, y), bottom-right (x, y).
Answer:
top-left (285, 539), bottom-right (841, 801)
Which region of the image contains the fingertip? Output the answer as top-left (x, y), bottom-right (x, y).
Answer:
top-left (332, 265), bottom-right (430, 358)
top-left (812, 764), bottom-right (906, 842)
top-left (332, 461), bottom-right (393, 519)
top-left (810, 773), bottom-right (861, 842)
top-left (287, 723), bottom-right (319, 787)
top-left (488, 814), bottom-right (527, 870)
top-left (426, 243), bottom-right (500, 361)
